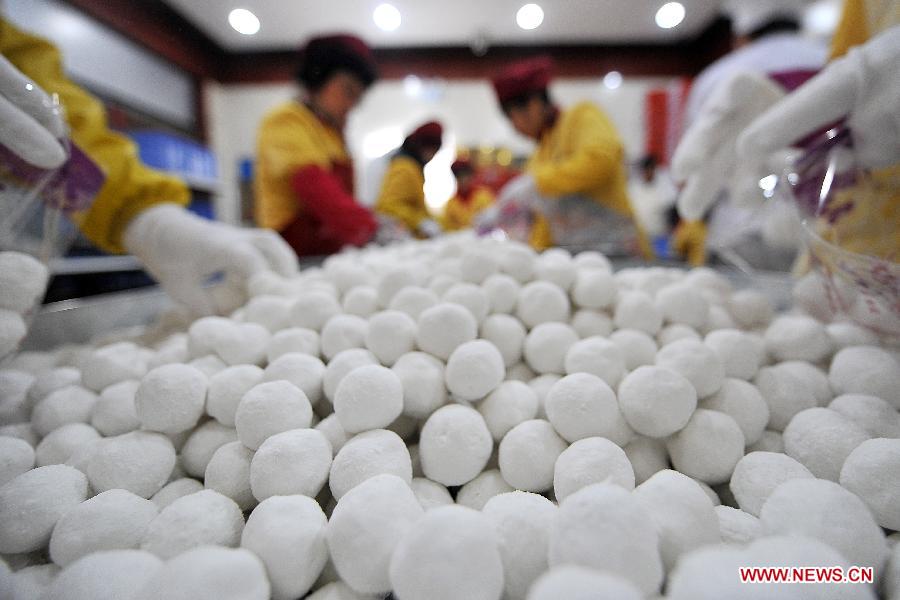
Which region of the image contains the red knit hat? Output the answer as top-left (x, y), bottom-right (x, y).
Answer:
top-left (492, 56), bottom-right (554, 105)
top-left (405, 121), bottom-right (444, 147)
top-left (298, 34), bottom-right (378, 89)
top-left (451, 158), bottom-right (473, 175)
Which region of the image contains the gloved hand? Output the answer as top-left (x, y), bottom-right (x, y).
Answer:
top-left (496, 173), bottom-right (539, 207)
top-left (671, 71), bottom-right (786, 221)
top-left (124, 204), bottom-right (298, 316)
top-left (0, 55), bottom-right (67, 169)
top-left (738, 27), bottom-right (900, 169)
top-left (417, 218), bottom-right (442, 238)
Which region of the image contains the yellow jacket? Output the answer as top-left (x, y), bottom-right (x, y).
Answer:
top-left (0, 19), bottom-right (189, 254)
top-left (672, 220), bottom-right (708, 267)
top-left (441, 186), bottom-right (495, 231)
top-left (526, 102), bottom-right (650, 255)
top-left (375, 154), bottom-right (430, 233)
top-left (830, 0), bottom-right (900, 58)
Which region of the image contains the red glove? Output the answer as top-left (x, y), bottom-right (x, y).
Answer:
top-left (292, 165), bottom-right (377, 247)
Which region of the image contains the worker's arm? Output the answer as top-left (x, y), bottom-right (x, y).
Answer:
top-left (0, 18), bottom-right (189, 254)
top-left (375, 157), bottom-right (429, 231)
top-left (530, 105), bottom-right (623, 198)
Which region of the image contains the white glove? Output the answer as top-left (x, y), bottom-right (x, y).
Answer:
top-left (0, 55), bottom-right (67, 169)
top-left (738, 27), bottom-right (900, 169)
top-left (497, 173), bottom-right (539, 207)
top-left (124, 204), bottom-right (298, 316)
top-left (417, 218), bottom-right (442, 238)
top-left (671, 71), bottom-right (786, 221)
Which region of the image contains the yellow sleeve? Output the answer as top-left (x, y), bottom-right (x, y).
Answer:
top-left (440, 196), bottom-right (465, 231)
top-left (0, 19), bottom-right (189, 254)
top-left (257, 108), bottom-right (330, 179)
top-left (374, 156), bottom-right (428, 231)
top-left (830, 0), bottom-right (900, 58)
top-left (530, 104), bottom-right (624, 199)
top-left (672, 220), bottom-right (708, 267)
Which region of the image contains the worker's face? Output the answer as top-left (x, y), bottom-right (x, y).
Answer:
top-left (312, 71), bottom-right (367, 128)
top-left (506, 96), bottom-right (546, 140)
top-left (420, 145), bottom-right (440, 165)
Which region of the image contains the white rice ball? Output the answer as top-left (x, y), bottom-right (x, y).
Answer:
top-left (703, 329), bottom-right (763, 381)
top-left (243, 295), bottom-right (292, 332)
top-left (443, 283), bottom-right (489, 325)
top-left (456, 469), bottom-right (514, 510)
top-left (410, 477), bottom-right (454, 511)
top-left (334, 365), bottom-right (403, 433)
top-left (388, 286), bottom-right (439, 320)
top-left (342, 285), bottom-right (379, 317)
top-left (151, 478), bottom-right (204, 510)
top-left (498, 419), bottom-right (568, 492)
top-left (364, 311), bottom-right (416, 366)
top-left (618, 365), bottom-right (697, 438)
top-left (90, 379), bottom-right (140, 436)
top-left (387, 352), bottom-right (445, 419)
top-left (329, 429), bottom-right (412, 500)
top-left (235, 381), bottom-right (312, 450)
top-left (753, 365), bottom-right (816, 431)
top-left (524, 323), bottom-right (579, 375)
top-left (43, 549), bottom-right (162, 600)
top-left (0, 369), bottom-right (35, 425)
top-left (204, 441), bottom-right (255, 510)
top-left (499, 243), bottom-right (537, 283)
top-left (35, 423), bottom-right (100, 467)
top-left (572, 269), bottom-right (616, 309)
top-left (527, 374), bottom-right (560, 417)
top-left (482, 273), bottom-right (521, 315)
top-left (760, 478), bottom-right (888, 572)
top-left (506, 361), bottom-right (536, 382)
top-left (535, 253), bottom-right (577, 290)
top-left (527, 565), bottom-right (642, 600)
top-left (0, 465), bottom-right (88, 553)
top-left (545, 373), bottom-right (633, 445)
top-left (250, 428), bottom-right (332, 501)
top-left (826, 321), bottom-right (879, 350)
top-left (140, 489), bottom-right (245, 559)
top-left (549, 482), bottom-right (663, 596)
top-left (132, 545), bottom-right (268, 600)
top-left (376, 267), bottom-right (419, 307)
top-left (554, 437), bottom-right (635, 501)
top-left (31, 385), bottom-right (98, 437)
top-left (516, 281), bottom-right (570, 328)
top-left (49, 488), bottom-right (158, 566)
top-left (657, 323), bottom-right (701, 347)
top-left (88, 431), bottom-right (175, 498)
top-left (747, 429), bottom-right (784, 454)
top-left (0, 251), bottom-right (49, 313)
top-left (419, 404), bottom-right (492, 487)
top-left (321, 315), bottom-right (369, 361)
top-left (699, 378), bottom-right (769, 446)
top-left (829, 393), bottom-right (900, 438)
top-left (7, 563), bottom-right (60, 600)
top-left (263, 353), bottom-right (325, 406)
top-left (614, 291), bottom-right (663, 335)
top-left (445, 340), bottom-right (505, 401)
top-left (563, 336), bottom-right (626, 387)
top-left (80, 342), bottom-right (150, 392)
top-left (570, 309), bottom-right (613, 338)
top-left (839, 438), bottom-right (900, 531)
top-left (656, 283), bottom-right (710, 329)
top-left (609, 329), bottom-right (657, 370)
top-left (180, 421), bottom-right (238, 478)
top-left (206, 365), bottom-right (263, 427)
top-left (459, 248), bottom-right (500, 284)
top-left (0, 436), bottom-right (34, 486)
top-left (623, 435), bottom-right (669, 485)
top-left (764, 315), bottom-right (832, 363)
top-left (323, 349), bottom-right (378, 403)
top-left (188, 354), bottom-right (227, 378)
top-left (416, 303), bottom-right (478, 361)
top-left (482, 491), bottom-right (557, 600)
top-left (773, 360), bottom-right (832, 406)
top-left (428, 273), bottom-right (460, 297)
top-left (655, 339), bottom-right (724, 398)
top-left (389, 505), bottom-right (504, 600)
top-left (782, 407), bottom-right (870, 481)
top-left (290, 291), bottom-right (342, 331)
top-left (667, 409), bottom-right (744, 485)
top-left (728, 289), bottom-right (773, 329)
top-left (477, 380), bottom-right (539, 441)
top-left (241, 495), bottom-right (328, 599)
top-left (829, 346), bottom-right (900, 409)
top-left (135, 364), bottom-right (206, 435)
top-left (480, 314), bottom-right (526, 367)
top-left (266, 327), bottom-right (319, 362)
top-left (633, 469), bottom-right (721, 572)
top-left (315, 413), bottom-right (349, 457)
top-left (713, 506), bottom-right (760, 547)
top-left (27, 366), bottom-right (81, 404)
top-left (729, 451), bottom-right (814, 517)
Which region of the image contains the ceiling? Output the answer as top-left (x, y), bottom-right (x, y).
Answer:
top-left (162, 0), bottom-right (727, 51)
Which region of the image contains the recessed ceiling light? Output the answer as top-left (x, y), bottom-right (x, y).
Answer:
top-left (228, 8), bottom-right (260, 35)
top-left (516, 4), bottom-right (544, 30)
top-left (655, 2), bottom-right (685, 29)
top-left (374, 3), bottom-right (402, 32)
top-left (603, 71), bottom-right (623, 90)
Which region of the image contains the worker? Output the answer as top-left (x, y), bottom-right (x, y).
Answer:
top-left (0, 18), bottom-right (296, 318)
top-left (627, 154), bottom-right (677, 239)
top-left (488, 56), bottom-right (651, 257)
top-left (374, 121), bottom-right (443, 238)
top-left (255, 34), bottom-right (378, 256)
top-left (441, 158), bottom-right (495, 232)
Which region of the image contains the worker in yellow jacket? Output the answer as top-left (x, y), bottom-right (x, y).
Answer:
top-left (489, 56), bottom-right (651, 257)
top-left (441, 158), bottom-right (495, 231)
top-left (256, 35), bottom-right (379, 256)
top-left (374, 121), bottom-right (443, 238)
top-left (0, 17), bottom-right (295, 316)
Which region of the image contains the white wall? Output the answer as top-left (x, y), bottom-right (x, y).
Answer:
top-left (206, 75), bottom-right (675, 224)
top-left (5, 0), bottom-right (196, 130)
